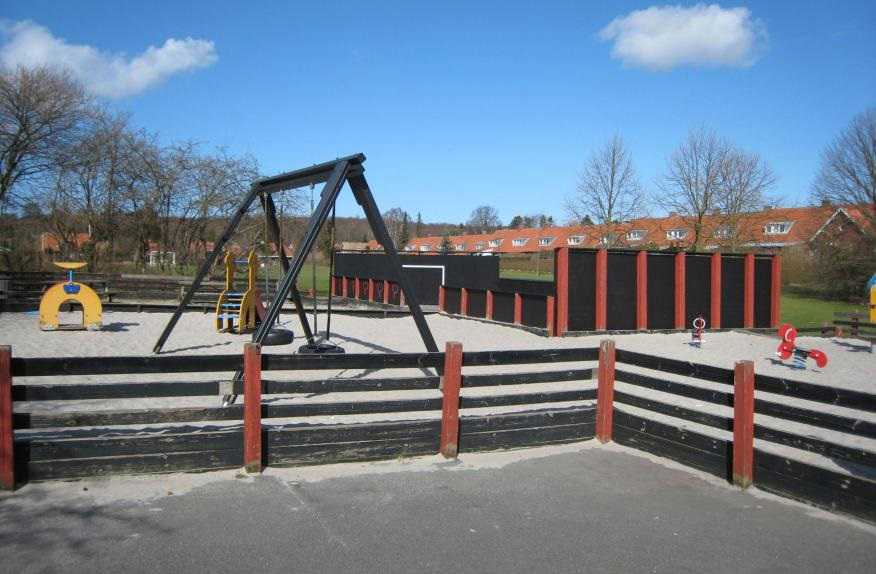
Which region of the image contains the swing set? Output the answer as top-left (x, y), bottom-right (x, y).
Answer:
top-left (152, 153), bottom-right (437, 357)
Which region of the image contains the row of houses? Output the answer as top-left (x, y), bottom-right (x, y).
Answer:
top-left (373, 205), bottom-right (870, 254)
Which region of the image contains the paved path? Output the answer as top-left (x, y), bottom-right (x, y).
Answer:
top-left (1, 445), bottom-right (873, 574)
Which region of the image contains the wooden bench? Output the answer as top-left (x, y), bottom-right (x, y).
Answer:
top-left (821, 312), bottom-right (875, 352)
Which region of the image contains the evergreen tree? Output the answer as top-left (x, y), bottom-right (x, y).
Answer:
top-left (415, 212), bottom-right (423, 237)
top-left (399, 213), bottom-right (410, 247)
top-left (439, 233), bottom-right (453, 254)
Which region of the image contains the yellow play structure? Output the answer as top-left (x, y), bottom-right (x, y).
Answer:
top-left (215, 249), bottom-right (266, 333)
top-left (39, 262), bottom-right (102, 331)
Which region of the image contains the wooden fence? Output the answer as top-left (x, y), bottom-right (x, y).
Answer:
top-left (2, 343), bottom-right (873, 523)
top-left (0, 345), bottom-right (597, 484)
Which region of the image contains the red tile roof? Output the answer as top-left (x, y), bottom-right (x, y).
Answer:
top-left (363, 205), bottom-right (868, 253)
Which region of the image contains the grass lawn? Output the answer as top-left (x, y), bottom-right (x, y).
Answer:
top-left (780, 292), bottom-right (868, 328)
top-left (500, 269), bottom-right (554, 281)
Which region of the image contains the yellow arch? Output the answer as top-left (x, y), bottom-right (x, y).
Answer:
top-left (39, 282), bottom-right (103, 331)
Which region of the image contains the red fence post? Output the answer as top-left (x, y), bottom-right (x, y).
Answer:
top-left (596, 339), bottom-right (616, 443)
top-left (674, 252), bottom-right (686, 330)
top-left (770, 254), bottom-right (782, 328)
top-left (0, 346), bottom-right (13, 490)
top-left (711, 253), bottom-right (722, 329)
top-left (330, 275), bottom-right (336, 297)
top-left (744, 253), bottom-right (755, 328)
top-left (399, 288), bottom-right (405, 307)
top-left (486, 290), bottom-right (494, 321)
top-left (354, 277), bottom-right (361, 299)
top-left (513, 293), bottom-right (523, 324)
top-left (595, 249), bottom-right (608, 331)
top-left (636, 251), bottom-right (648, 330)
top-left (460, 288), bottom-right (469, 316)
top-left (243, 343), bottom-right (263, 473)
top-left (438, 285), bottom-right (446, 312)
top-left (555, 247), bottom-right (569, 336)
top-left (383, 279), bottom-right (390, 305)
top-left (341, 277), bottom-right (348, 298)
top-left (733, 360), bottom-right (755, 488)
top-left (546, 295), bottom-right (555, 336)
top-left (440, 341), bottom-right (463, 458)
top-left (368, 278), bottom-right (375, 302)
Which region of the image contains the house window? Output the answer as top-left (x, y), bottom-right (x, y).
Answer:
top-left (488, 239), bottom-right (502, 247)
top-left (626, 230), bottom-right (645, 241)
top-left (714, 226), bottom-right (731, 239)
top-left (600, 233), bottom-right (617, 246)
top-left (764, 221), bottom-right (792, 235)
top-left (404, 245), bottom-right (413, 251)
top-left (666, 229), bottom-right (688, 240)
top-left (455, 243), bottom-right (465, 251)
top-left (538, 237), bottom-right (554, 246)
top-left (475, 242), bottom-right (485, 250)
top-left (512, 238), bottom-right (528, 247)
top-left (567, 236), bottom-right (583, 246)
top-left (418, 244), bottom-right (430, 252)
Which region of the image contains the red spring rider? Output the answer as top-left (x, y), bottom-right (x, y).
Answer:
top-left (776, 324), bottom-right (828, 369)
top-left (691, 315), bottom-right (706, 347)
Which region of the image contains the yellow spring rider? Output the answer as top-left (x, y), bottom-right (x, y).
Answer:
top-left (215, 250), bottom-right (267, 333)
top-left (39, 262), bottom-right (103, 331)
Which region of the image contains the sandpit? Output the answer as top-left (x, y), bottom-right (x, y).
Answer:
top-left (1, 309), bottom-right (874, 480)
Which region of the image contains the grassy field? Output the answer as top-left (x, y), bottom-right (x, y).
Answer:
top-left (779, 292), bottom-right (868, 327)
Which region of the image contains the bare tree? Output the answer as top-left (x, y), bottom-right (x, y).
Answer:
top-left (566, 135), bottom-right (644, 246)
top-left (466, 205), bottom-right (501, 233)
top-left (716, 148), bottom-right (776, 248)
top-left (0, 67), bottom-right (90, 206)
top-left (383, 207), bottom-right (409, 248)
top-left (812, 108), bottom-right (876, 233)
top-left (658, 127), bottom-right (728, 249)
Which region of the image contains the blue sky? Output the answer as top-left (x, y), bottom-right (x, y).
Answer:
top-left (2, 1), bottom-right (874, 223)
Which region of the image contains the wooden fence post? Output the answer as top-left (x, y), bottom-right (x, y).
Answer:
top-left (0, 346), bottom-right (13, 489)
top-left (354, 277), bottom-right (360, 299)
top-left (438, 285), bottom-right (446, 312)
top-left (383, 279), bottom-right (391, 305)
top-left (330, 275), bottom-right (336, 297)
top-left (771, 255), bottom-right (782, 328)
top-left (733, 360), bottom-right (755, 488)
top-left (596, 339), bottom-right (616, 443)
top-left (513, 293), bottom-right (523, 325)
top-left (711, 253), bottom-right (722, 329)
top-left (243, 343), bottom-right (263, 473)
top-left (555, 247), bottom-right (569, 336)
top-left (636, 251), bottom-right (647, 330)
top-left (743, 254), bottom-right (755, 328)
top-left (341, 277), bottom-right (348, 298)
top-left (368, 278), bottom-right (375, 302)
top-left (440, 341), bottom-right (463, 458)
top-left (486, 290), bottom-right (494, 321)
top-left (595, 249), bottom-right (608, 331)
top-left (546, 295), bottom-right (555, 336)
top-left (460, 288), bottom-right (469, 316)
top-left (674, 252), bottom-right (686, 330)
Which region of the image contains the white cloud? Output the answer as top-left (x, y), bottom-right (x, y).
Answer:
top-left (0, 20), bottom-right (217, 98)
top-left (599, 4), bottom-right (766, 71)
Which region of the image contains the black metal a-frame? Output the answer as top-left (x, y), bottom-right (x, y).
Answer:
top-left (152, 153), bottom-right (438, 355)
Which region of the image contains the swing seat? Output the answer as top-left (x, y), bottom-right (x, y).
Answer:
top-left (263, 328), bottom-right (294, 346)
top-left (298, 341), bottom-right (345, 354)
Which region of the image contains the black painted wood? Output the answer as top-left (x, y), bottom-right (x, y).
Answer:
top-left (459, 423), bottom-right (595, 452)
top-left (613, 418), bottom-right (730, 479)
top-left (23, 448), bottom-right (242, 481)
top-left (462, 369), bottom-right (593, 388)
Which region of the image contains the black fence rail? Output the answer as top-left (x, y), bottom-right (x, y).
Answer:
top-left (597, 344), bottom-right (876, 523)
top-left (2, 342), bottom-right (873, 524)
top-left (0, 345), bottom-right (598, 484)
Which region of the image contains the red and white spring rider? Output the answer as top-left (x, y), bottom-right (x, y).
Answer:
top-left (776, 323), bottom-right (828, 369)
top-left (691, 315), bottom-right (706, 348)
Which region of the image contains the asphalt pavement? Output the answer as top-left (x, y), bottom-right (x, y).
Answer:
top-left (1, 445), bottom-right (873, 574)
